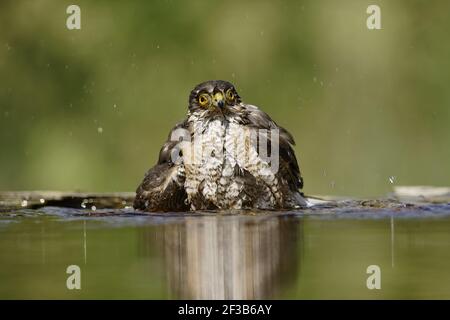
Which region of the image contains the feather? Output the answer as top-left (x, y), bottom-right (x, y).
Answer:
top-left (134, 121), bottom-right (190, 212)
top-left (242, 103), bottom-right (304, 192)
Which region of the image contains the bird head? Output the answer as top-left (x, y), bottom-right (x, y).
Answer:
top-left (188, 80), bottom-right (241, 113)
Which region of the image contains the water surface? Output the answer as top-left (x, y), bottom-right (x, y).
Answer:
top-left (1, 200), bottom-right (450, 299)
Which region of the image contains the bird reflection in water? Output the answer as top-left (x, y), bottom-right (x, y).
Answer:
top-left (142, 214), bottom-right (302, 299)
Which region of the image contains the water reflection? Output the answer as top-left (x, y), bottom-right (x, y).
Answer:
top-left (148, 215), bottom-right (302, 299)
top-left (2, 204), bottom-right (450, 298)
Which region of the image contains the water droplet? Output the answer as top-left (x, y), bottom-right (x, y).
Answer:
top-left (21, 200), bottom-right (28, 207)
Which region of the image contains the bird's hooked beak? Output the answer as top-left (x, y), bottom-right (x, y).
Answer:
top-left (212, 91), bottom-right (225, 108)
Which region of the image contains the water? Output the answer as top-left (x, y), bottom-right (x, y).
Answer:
top-left (1, 200), bottom-right (450, 299)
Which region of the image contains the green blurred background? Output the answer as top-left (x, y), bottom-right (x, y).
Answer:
top-left (1, 0), bottom-right (449, 197)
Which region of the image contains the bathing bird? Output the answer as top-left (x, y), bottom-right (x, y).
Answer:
top-left (134, 80), bottom-right (306, 211)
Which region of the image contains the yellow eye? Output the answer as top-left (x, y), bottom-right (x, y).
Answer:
top-left (225, 89), bottom-right (235, 101)
top-left (198, 94), bottom-right (210, 107)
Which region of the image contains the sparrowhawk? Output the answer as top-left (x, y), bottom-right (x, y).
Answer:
top-left (134, 80), bottom-right (306, 211)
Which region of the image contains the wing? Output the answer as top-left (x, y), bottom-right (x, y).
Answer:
top-left (242, 104), bottom-right (304, 192)
top-left (133, 120), bottom-right (190, 212)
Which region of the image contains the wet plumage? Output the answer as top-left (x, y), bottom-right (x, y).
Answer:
top-left (134, 80), bottom-right (306, 211)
